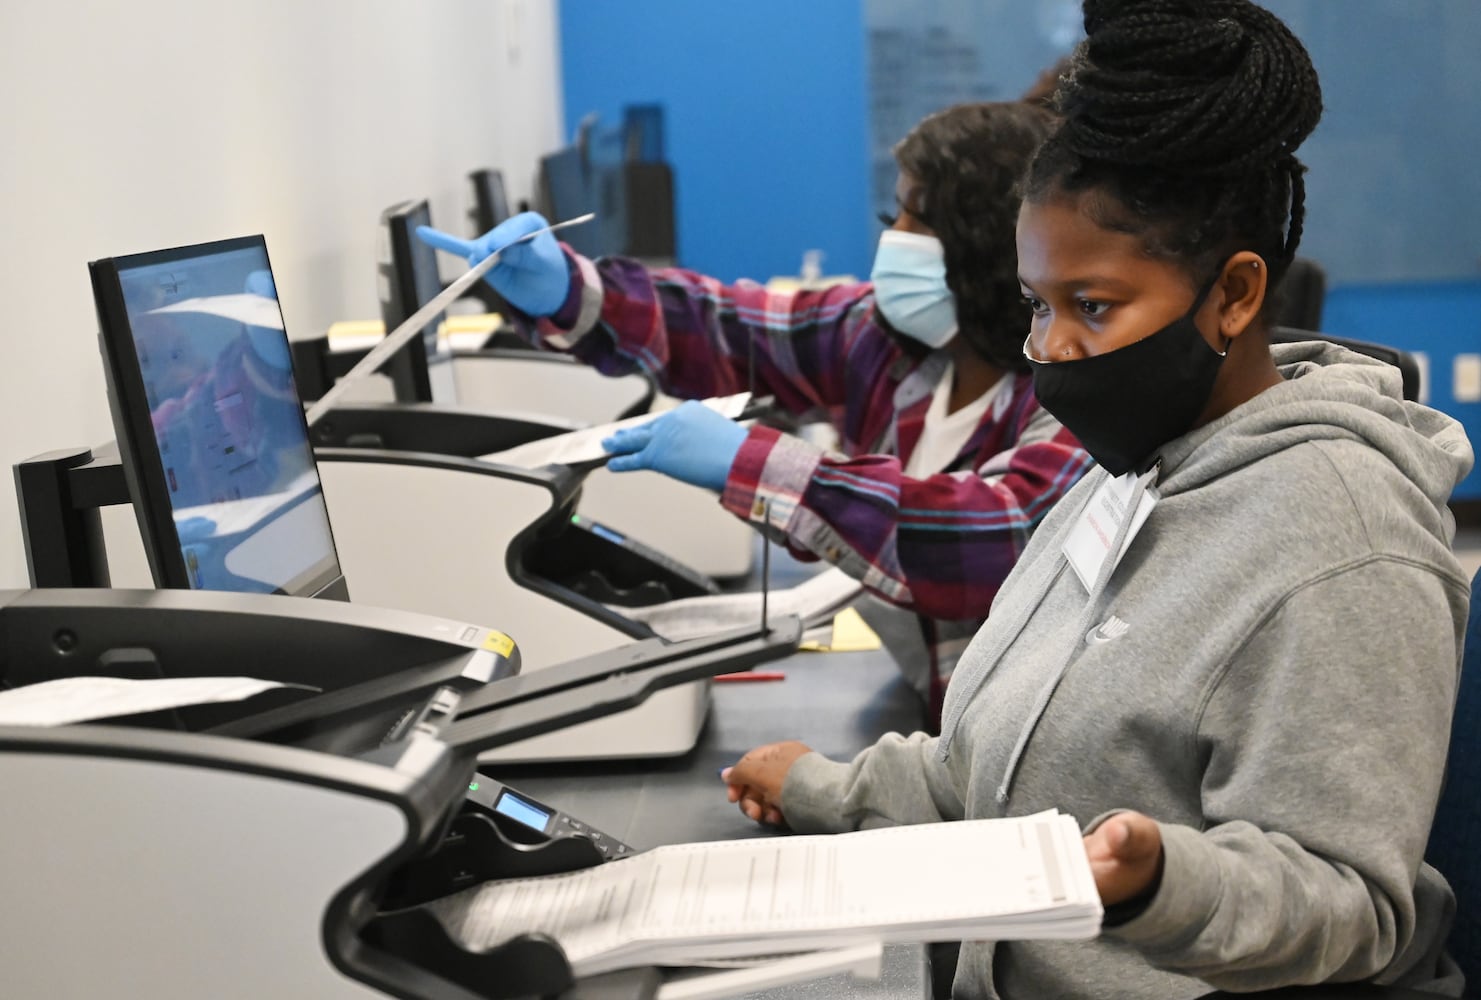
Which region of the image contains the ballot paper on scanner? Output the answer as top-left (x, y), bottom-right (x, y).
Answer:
top-left (426, 811), bottom-right (1101, 976)
top-left (622, 566), bottom-right (863, 642)
top-left (0, 676), bottom-right (312, 727)
top-left (479, 393), bottom-right (751, 469)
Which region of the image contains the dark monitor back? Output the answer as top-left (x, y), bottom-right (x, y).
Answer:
top-left (90, 235), bottom-right (348, 600)
top-left (538, 146), bottom-right (602, 258)
top-left (468, 168), bottom-right (511, 235)
top-left (377, 198), bottom-right (450, 404)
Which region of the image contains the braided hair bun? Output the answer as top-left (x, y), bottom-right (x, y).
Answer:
top-left (1028, 0), bottom-right (1323, 284)
top-left (1069, 0), bottom-right (1321, 175)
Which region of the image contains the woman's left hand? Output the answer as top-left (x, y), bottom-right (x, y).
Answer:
top-left (1083, 811), bottom-right (1164, 906)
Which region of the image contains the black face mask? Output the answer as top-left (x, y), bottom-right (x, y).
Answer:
top-left (1025, 279), bottom-right (1225, 477)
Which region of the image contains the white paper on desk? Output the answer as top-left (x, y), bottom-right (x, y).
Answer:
top-left (480, 392), bottom-right (751, 469)
top-left (0, 676), bottom-right (313, 727)
top-left (622, 566), bottom-right (863, 642)
top-left (149, 293), bottom-right (284, 330)
top-left (426, 811), bottom-right (1101, 976)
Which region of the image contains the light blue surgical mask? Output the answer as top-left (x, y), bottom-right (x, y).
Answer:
top-left (870, 230), bottom-right (958, 348)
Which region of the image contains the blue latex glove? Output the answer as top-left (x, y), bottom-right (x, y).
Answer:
top-left (416, 211), bottom-right (570, 317)
top-left (603, 400), bottom-right (749, 493)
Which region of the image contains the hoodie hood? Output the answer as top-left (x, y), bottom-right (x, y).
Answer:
top-left (938, 339), bottom-right (1474, 764)
top-left (1157, 340), bottom-right (1473, 539)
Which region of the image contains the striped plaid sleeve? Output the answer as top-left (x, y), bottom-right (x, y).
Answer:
top-left (720, 417), bottom-right (1093, 621)
top-left (527, 248), bottom-right (877, 411)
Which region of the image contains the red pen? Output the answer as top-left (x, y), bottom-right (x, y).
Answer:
top-left (713, 671), bottom-right (786, 683)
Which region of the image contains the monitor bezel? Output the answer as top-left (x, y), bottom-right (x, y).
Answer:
top-left (467, 168), bottom-right (510, 235)
top-left (90, 234), bottom-right (348, 600)
top-left (378, 198), bottom-right (440, 403)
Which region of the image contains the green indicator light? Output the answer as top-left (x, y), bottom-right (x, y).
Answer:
top-left (468, 782), bottom-right (480, 791)
top-left (571, 514), bottom-right (582, 524)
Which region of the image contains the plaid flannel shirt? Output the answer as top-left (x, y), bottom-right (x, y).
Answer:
top-left (524, 249), bottom-right (1092, 726)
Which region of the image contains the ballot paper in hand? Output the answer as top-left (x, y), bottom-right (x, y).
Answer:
top-left (481, 393), bottom-right (751, 470)
top-left (426, 811), bottom-right (1101, 977)
top-left (622, 566), bottom-right (864, 642)
top-left (0, 676), bottom-right (312, 727)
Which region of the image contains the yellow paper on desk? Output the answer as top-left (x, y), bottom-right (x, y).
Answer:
top-left (441, 313), bottom-right (504, 335)
top-left (799, 607), bottom-right (882, 653)
top-left (326, 319), bottom-right (386, 351)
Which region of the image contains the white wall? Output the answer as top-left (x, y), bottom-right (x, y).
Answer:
top-left (0, 0), bottom-right (564, 588)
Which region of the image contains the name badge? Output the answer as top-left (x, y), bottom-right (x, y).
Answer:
top-left (1063, 471), bottom-right (1158, 592)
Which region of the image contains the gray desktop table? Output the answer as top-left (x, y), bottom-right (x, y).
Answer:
top-left (487, 638), bottom-right (934, 1000)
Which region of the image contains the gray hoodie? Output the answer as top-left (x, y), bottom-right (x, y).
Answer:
top-left (781, 341), bottom-right (1475, 999)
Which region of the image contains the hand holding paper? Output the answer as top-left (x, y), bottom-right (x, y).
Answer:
top-left (1082, 810), bottom-right (1165, 906)
top-left (603, 400), bottom-right (749, 492)
top-left (418, 211), bottom-right (570, 317)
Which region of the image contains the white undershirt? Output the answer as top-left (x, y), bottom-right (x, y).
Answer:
top-left (903, 362), bottom-right (1006, 478)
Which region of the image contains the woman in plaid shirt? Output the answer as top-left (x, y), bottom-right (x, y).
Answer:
top-left (421, 102), bottom-right (1091, 727)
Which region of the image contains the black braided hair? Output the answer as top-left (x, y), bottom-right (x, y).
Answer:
top-left (894, 101), bottom-right (1057, 372)
top-left (1025, 0), bottom-right (1323, 305)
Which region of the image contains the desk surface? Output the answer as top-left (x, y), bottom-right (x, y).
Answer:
top-left (487, 637), bottom-right (932, 1000)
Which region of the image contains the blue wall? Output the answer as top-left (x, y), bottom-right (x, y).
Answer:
top-left (1260, 0), bottom-right (1481, 285)
top-left (859, 0), bottom-right (1481, 286)
top-left (557, 0), bottom-right (873, 284)
top-left (1323, 280), bottom-right (1481, 502)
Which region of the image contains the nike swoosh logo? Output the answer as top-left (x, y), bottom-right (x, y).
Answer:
top-left (1086, 616), bottom-right (1129, 646)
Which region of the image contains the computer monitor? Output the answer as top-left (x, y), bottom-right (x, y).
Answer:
top-left (538, 145), bottom-right (602, 258)
top-left (380, 198), bottom-right (458, 404)
top-left (467, 167), bottom-right (511, 235)
top-left (90, 235), bottom-right (349, 600)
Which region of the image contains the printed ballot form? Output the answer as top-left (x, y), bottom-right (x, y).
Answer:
top-left (427, 812), bottom-right (1101, 976)
top-left (0, 676), bottom-right (309, 727)
top-left (621, 566), bottom-right (864, 642)
top-left (480, 393), bottom-right (752, 470)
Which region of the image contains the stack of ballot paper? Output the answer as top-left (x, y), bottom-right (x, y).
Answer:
top-left (622, 566), bottom-right (864, 643)
top-left (426, 811), bottom-right (1101, 976)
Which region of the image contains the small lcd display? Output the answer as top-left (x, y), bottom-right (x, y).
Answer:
top-left (588, 522), bottom-right (626, 545)
top-left (494, 790), bottom-right (553, 831)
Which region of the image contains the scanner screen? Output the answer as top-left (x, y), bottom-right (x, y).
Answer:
top-left (115, 243), bottom-right (341, 596)
top-left (494, 790), bottom-right (553, 831)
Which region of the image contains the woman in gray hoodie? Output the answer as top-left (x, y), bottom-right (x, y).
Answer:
top-left (721, 1), bottom-right (1475, 997)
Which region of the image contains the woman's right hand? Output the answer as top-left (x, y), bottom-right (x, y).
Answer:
top-left (721, 740), bottom-right (814, 828)
top-left (417, 211), bottom-right (570, 317)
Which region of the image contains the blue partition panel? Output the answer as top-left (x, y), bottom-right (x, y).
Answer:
top-left (1323, 280), bottom-right (1481, 501)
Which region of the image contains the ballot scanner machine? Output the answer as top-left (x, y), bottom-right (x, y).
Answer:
top-left (14, 233), bottom-right (772, 760)
top-left (0, 587), bottom-right (802, 999)
top-left (292, 198), bottom-right (755, 581)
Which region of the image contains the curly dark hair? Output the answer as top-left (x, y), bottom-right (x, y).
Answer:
top-left (1024, 0), bottom-right (1323, 312)
top-left (893, 101), bottom-right (1057, 372)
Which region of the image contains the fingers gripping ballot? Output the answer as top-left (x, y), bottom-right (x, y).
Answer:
top-left (1082, 811), bottom-right (1165, 907)
top-left (601, 400), bottom-right (749, 492)
top-left (416, 211), bottom-right (570, 317)
top-left (720, 740), bottom-right (815, 828)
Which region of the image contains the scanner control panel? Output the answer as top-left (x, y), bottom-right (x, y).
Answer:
top-left (465, 776), bottom-right (634, 861)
